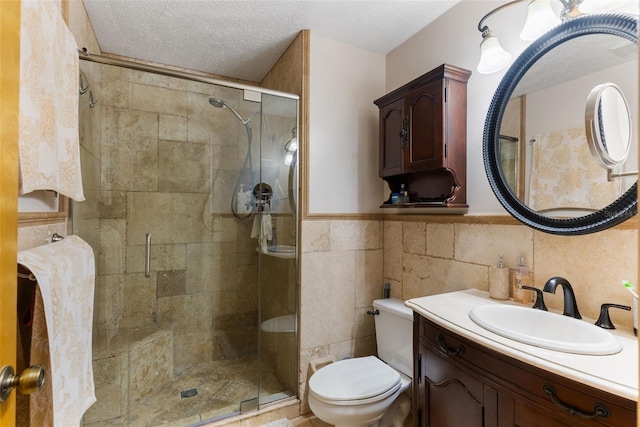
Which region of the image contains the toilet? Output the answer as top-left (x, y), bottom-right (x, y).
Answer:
top-left (308, 298), bottom-right (413, 427)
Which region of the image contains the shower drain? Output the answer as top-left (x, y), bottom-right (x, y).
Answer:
top-left (180, 388), bottom-right (198, 399)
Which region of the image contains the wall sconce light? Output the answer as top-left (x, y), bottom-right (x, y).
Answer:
top-left (476, 0), bottom-right (633, 74)
top-left (284, 127), bottom-right (298, 166)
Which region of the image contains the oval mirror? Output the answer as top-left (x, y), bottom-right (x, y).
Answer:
top-left (484, 13), bottom-right (638, 235)
top-left (586, 82), bottom-right (632, 168)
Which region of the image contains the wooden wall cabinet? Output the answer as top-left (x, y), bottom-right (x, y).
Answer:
top-left (374, 64), bottom-right (471, 208)
top-left (414, 314), bottom-right (636, 427)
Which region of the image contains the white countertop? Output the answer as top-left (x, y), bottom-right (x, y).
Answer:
top-left (406, 289), bottom-right (639, 401)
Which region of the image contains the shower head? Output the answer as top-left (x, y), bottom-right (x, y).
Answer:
top-left (208, 97), bottom-right (250, 125)
top-left (208, 97), bottom-right (225, 108)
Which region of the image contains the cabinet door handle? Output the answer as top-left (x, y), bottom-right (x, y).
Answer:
top-left (543, 384), bottom-right (610, 419)
top-left (400, 116), bottom-right (409, 149)
top-left (436, 333), bottom-right (465, 356)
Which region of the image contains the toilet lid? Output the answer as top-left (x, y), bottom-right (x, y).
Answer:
top-left (309, 356), bottom-right (401, 402)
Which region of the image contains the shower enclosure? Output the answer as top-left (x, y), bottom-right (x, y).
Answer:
top-left (73, 57), bottom-right (298, 426)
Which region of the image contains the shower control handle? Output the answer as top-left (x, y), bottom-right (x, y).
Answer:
top-left (145, 233), bottom-right (151, 278)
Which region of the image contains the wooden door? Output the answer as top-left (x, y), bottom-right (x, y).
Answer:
top-left (0, 1), bottom-right (21, 425)
top-left (379, 98), bottom-right (404, 177)
top-left (404, 80), bottom-right (444, 172)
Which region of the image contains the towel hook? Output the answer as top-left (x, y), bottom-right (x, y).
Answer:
top-left (79, 74), bottom-right (89, 94)
top-left (88, 91), bottom-right (98, 108)
top-left (17, 272), bottom-right (36, 282)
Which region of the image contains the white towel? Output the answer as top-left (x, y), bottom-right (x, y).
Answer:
top-left (251, 213), bottom-right (273, 253)
top-left (18, 235), bottom-right (96, 427)
top-left (18, 0), bottom-right (85, 201)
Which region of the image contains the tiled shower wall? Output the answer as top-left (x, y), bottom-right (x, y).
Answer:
top-left (77, 61), bottom-right (264, 375)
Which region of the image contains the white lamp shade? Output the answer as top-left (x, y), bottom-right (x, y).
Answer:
top-left (578, 0), bottom-right (631, 13)
top-left (519, 0), bottom-right (561, 41)
top-left (286, 137), bottom-right (298, 152)
top-left (477, 35), bottom-right (512, 74)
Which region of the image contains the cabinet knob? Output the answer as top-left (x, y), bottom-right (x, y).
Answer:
top-left (400, 116), bottom-right (409, 148)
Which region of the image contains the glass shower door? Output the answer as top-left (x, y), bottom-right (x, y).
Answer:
top-left (256, 94), bottom-right (298, 406)
top-left (74, 60), bottom-right (297, 426)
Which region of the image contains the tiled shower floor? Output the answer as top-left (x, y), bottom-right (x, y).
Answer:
top-left (84, 356), bottom-right (289, 427)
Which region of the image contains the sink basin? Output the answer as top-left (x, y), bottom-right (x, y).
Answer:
top-left (469, 304), bottom-right (622, 355)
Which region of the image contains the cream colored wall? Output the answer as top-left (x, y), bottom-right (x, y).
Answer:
top-left (308, 33), bottom-right (385, 214)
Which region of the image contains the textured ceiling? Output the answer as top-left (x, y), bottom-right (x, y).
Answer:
top-left (83, 0), bottom-right (461, 82)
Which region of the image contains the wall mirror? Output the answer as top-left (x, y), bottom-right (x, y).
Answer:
top-left (18, 191), bottom-right (68, 225)
top-left (586, 82), bottom-right (632, 168)
top-left (484, 13), bottom-right (638, 235)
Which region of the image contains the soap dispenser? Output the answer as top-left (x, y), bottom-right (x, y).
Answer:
top-left (511, 256), bottom-right (532, 304)
top-left (489, 254), bottom-right (510, 300)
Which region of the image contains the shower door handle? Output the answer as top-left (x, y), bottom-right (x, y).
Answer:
top-left (145, 233), bottom-right (151, 278)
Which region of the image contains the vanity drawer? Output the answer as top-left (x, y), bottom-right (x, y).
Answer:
top-left (417, 317), bottom-right (636, 427)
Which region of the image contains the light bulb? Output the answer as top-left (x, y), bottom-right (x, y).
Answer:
top-left (520, 0), bottom-right (561, 41)
top-left (477, 35), bottom-right (512, 74)
top-left (286, 137), bottom-right (298, 152)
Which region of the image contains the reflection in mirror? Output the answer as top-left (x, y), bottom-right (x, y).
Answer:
top-left (586, 82), bottom-right (632, 169)
top-left (499, 32), bottom-right (637, 217)
top-left (499, 135), bottom-right (519, 195)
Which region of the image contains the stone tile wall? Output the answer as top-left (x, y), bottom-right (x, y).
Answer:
top-left (77, 61), bottom-right (274, 376)
top-left (386, 220), bottom-right (637, 329)
top-left (299, 219), bottom-right (384, 410)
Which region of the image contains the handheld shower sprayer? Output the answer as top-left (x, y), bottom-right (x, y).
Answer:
top-left (208, 97), bottom-right (252, 126)
top-left (208, 97), bottom-right (257, 219)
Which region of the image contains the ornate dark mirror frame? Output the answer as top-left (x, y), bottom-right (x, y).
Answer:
top-left (483, 13), bottom-right (638, 235)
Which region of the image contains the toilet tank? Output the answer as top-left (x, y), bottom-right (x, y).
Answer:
top-left (373, 298), bottom-right (413, 379)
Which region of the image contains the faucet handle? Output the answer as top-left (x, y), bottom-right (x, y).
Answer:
top-left (595, 303), bottom-right (631, 329)
top-left (521, 286), bottom-right (548, 311)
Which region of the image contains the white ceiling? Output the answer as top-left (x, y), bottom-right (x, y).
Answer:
top-left (83, 0), bottom-right (461, 82)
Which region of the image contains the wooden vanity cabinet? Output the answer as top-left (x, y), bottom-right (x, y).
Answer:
top-left (413, 314), bottom-right (636, 427)
top-left (374, 64), bottom-right (471, 208)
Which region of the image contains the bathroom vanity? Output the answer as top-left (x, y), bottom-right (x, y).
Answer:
top-left (407, 290), bottom-right (638, 427)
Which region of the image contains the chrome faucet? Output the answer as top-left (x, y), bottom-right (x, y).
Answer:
top-left (542, 276), bottom-right (581, 319)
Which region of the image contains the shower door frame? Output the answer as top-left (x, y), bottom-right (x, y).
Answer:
top-left (75, 50), bottom-right (299, 423)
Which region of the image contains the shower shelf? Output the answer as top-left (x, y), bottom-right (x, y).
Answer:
top-left (260, 314), bottom-right (296, 333)
top-left (257, 245), bottom-right (296, 259)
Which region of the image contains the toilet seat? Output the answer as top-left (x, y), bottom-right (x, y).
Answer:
top-left (309, 356), bottom-right (402, 406)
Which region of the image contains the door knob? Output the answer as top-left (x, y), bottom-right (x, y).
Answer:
top-left (0, 365), bottom-right (46, 402)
